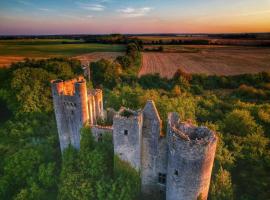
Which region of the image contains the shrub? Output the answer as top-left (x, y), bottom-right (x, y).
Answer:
top-left (234, 84), bottom-right (267, 100)
top-left (209, 168), bottom-right (234, 200)
top-left (116, 56), bottom-right (132, 69)
top-left (173, 68), bottom-right (192, 82)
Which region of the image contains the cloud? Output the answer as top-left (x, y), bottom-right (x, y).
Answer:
top-left (235, 9), bottom-right (270, 16)
top-left (38, 8), bottom-right (53, 12)
top-left (77, 2), bottom-right (105, 11)
top-left (17, 0), bottom-right (33, 6)
top-left (118, 7), bottom-right (153, 18)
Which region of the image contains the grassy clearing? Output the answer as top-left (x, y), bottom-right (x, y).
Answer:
top-left (0, 39), bottom-right (125, 57)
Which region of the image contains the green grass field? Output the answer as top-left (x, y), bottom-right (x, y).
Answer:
top-left (0, 39), bottom-right (125, 66)
top-left (0, 39), bottom-right (125, 57)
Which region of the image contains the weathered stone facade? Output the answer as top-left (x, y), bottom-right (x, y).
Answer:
top-left (51, 76), bottom-right (104, 152)
top-left (112, 101), bottom-right (217, 200)
top-left (113, 107), bottom-right (143, 171)
top-left (51, 78), bottom-right (218, 200)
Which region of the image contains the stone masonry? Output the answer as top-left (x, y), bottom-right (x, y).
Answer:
top-left (51, 76), bottom-right (105, 152)
top-left (51, 77), bottom-right (218, 200)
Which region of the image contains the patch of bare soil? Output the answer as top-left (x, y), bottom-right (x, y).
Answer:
top-left (0, 56), bottom-right (26, 67)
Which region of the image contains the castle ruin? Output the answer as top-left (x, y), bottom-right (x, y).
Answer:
top-left (51, 76), bottom-right (104, 151)
top-left (51, 76), bottom-right (218, 200)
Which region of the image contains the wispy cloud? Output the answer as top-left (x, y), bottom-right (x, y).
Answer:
top-left (117, 7), bottom-right (153, 18)
top-left (77, 2), bottom-right (105, 11)
top-left (235, 9), bottom-right (270, 16)
top-left (17, 0), bottom-right (33, 6)
top-left (38, 8), bottom-right (53, 12)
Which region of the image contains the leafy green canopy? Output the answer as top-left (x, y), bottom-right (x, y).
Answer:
top-left (58, 127), bottom-right (140, 200)
top-left (0, 58), bottom-right (82, 200)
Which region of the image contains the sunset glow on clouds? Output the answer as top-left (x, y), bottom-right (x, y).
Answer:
top-left (0, 0), bottom-right (270, 35)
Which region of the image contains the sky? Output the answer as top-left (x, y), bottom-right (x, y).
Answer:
top-left (0, 0), bottom-right (270, 35)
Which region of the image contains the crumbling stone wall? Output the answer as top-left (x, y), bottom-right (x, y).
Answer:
top-left (91, 125), bottom-right (113, 141)
top-left (88, 89), bottom-right (103, 125)
top-left (113, 108), bottom-right (143, 171)
top-left (166, 113), bottom-right (217, 200)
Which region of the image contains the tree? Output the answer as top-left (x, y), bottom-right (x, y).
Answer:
top-left (223, 109), bottom-right (262, 136)
top-left (116, 56), bottom-right (132, 69)
top-left (90, 59), bottom-right (122, 88)
top-left (11, 68), bottom-right (55, 113)
top-left (209, 168), bottom-right (234, 200)
top-left (14, 183), bottom-right (45, 200)
top-left (231, 132), bottom-right (270, 200)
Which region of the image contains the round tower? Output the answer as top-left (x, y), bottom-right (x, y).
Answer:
top-left (51, 79), bottom-right (68, 152)
top-left (166, 113), bottom-right (217, 200)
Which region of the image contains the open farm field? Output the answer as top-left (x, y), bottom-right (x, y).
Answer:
top-left (0, 39), bottom-right (125, 67)
top-left (73, 52), bottom-right (124, 66)
top-left (139, 46), bottom-right (270, 78)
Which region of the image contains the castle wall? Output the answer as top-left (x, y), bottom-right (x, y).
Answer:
top-left (141, 101), bottom-right (166, 199)
top-left (52, 76), bottom-right (218, 200)
top-left (88, 89), bottom-right (103, 125)
top-left (88, 95), bottom-right (94, 125)
top-left (94, 90), bottom-right (104, 119)
top-left (91, 125), bottom-right (113, 141)
top-left (166, 113), bottom-right (217, 200)
top-left (113, 110), bottom-right (143, 171)
top-left (156, 137), bottom-right (168, 199)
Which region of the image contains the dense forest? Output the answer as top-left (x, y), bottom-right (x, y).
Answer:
top-left (0, 42), bottom-right (270, 200)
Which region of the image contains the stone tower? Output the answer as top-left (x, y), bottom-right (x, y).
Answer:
top-left (51, 76), bottom-right (104, 152)
top-left (113, 107), bottom-right (143, 171)
top-left (166, 113), bottom-right (217, 200)
top-left (141, 100), bottom-right (167, 199)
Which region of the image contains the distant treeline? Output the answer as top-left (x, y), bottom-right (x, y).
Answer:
top-left (1, 33), bottom-right (270, 46)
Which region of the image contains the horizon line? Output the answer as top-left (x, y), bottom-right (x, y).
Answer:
top-left (1, 32), bottom-right (270, 37)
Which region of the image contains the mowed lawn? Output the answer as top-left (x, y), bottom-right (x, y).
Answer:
top-left (0, 39), bottom-right (125, 67)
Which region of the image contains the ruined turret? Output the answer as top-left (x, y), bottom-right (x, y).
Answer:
top-left (51, 76), bottom-right (104, 153)
top-left (166, 113), bottom-right (218, 200)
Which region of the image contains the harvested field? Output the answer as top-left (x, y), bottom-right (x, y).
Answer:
top-left (73, 52), bottom-right (124, 66)
top-left (139, 46), bottom-right (270, 78)
top-left (0, 56), bottom-right (26, 67)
